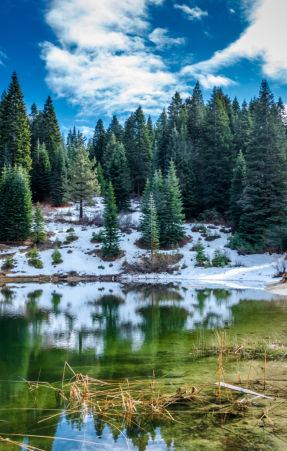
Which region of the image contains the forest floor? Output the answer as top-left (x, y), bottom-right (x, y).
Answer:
top-left (0, 197), bottom-right (284, 290)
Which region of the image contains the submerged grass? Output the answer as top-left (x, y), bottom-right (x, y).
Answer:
top-left (2, 335), bottom-right (287, 450)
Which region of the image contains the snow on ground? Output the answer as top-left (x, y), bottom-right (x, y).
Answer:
top-left (0, 197), bottom-right (282, 289)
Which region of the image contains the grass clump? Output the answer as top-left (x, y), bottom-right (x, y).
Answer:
top-left (91, 230), bottom-right (104, 242)
top-left (212, 248), bottom-right (230, 267)
top-left (65, 227), bottom-right (77, 243)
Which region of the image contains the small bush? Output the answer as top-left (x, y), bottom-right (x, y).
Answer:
top-left (98, 265), bottom-right (105, 269)
top-left (52, 245), bottom-right (63, 264)
top-left (199, 224), bottom-right (207, 233)
top-left (109, 263), bottom-right (113, 267)
top-left (66, 228), bottom-right (77, 242)
top-left (174, 264), bottom-right (180, 271)
top-left (181, 262), bottom-right (188, 269)
top-left (227, 233), bottom-right (263, 254)
top-left (91, 230), bottom-right (104, 242)
top-left (204, 256), bottom-right (213, 268)
top-left (212, 248), bottom-right (230, 267)
top-left (3, 256), bottom-right (13, 268)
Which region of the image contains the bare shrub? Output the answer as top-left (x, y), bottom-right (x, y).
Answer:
top-left (119, 214), bottom-right (133, 232)
top-left (122, 253), bottom-right (183, 274)
top-left (233, 259), bottom-right (246, 268)
top-left (237, 245), bottom-right (248, 256)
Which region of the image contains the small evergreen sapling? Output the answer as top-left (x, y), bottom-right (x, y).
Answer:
top-left (52, 245), bottom-right (63, 264)
top-left (101, 182), bottom-right (120, 257)
top-left (195, 240), bottom-right (207, 265)
top-left (139, 194), bottom-right (160, 257)
top-left (3, 256), bottom-right (13, 268)
top-left (32, 202), bottom-right (47, 243)
top-left (28, 245), bottom-right (43, 268)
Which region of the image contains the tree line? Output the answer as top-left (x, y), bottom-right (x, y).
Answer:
top-left (1, 71), bottom-right (287, 254)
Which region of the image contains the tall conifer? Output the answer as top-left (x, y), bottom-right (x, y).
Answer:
top-left (239, 81), bottom-right (287, 248)
top-left (230, 151), bottom-right (246, 229)
top-left (106, 143), bottom-right (130, 211)
top-left (163, 160), bottom-right (185, 244)
top-left (41, 96), bottom-right (62, 167)
top-left (93, 119), bottom-right (106, 164)
top-left (0, 166), bottom-right (32, 241)
top-left (101, 182), bottom-right (120, 257)
top-left (0, 72), bottom-right (32, 172)
top-left (52, 143), bottom-right (67, 206)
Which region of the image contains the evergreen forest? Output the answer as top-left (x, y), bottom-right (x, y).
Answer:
top-left (1, 71), bottom-right (287, 254)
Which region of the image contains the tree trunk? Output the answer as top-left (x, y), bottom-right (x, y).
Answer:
top-left (80, 199), bottom-right (83, 219)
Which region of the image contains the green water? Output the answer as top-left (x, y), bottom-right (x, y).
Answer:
top-left (0, 282), bottom-right (287, 450)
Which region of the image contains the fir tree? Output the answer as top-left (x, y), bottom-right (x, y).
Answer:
top-left (232, 97), bottom-right (241, 117)
top-left (129, 107), bottom-right (152, 194)
top-left (277, 97), bottom-right (287, 129)
top-left (105, 116), bottom-right (123, 145)
top-left (152, 170), bottom-right (166, 242)
top-left (64, 146), bottom-right (100, 219)
top-left (0, 166), bottom-right (32, 241)
top-left (103, 133), bottom-right (118, 176)
top-left (139, 194), bottom-right (160, 255)
top-left (106, 142), bottom-right (130, 211)
top-left (101, 182), bottom-right (120, 257)
top-left (179, 151), bottom-right (196, 219)
top-left (239, 81), bottom-right (287, 248)
top-left (139, 178), bottom-right (153, 222)
top-left (230, 150), bottom-right (246, 229)
top-left (234, 100), bottom-right (252, 155)
top-left (163, 160), bottom-right (185, 244)
top-left (186, 81), bottom-right (205, 150)
top-left (147, 116), bottom-right (155, 145)
top-left (31, 141), bottom-right (51, 201)
top-left (0, 144), bottom-right (11, 171)
top-left (32, 202), bottom-right (46, 243)
top-left (52, 143), bottom-right (67, 206)
top-left (93, 119), bottom-right (106, 164)
top-left (168, 92), bottom-right (186, 132)
top-left (97, 162), bottom-right (105, 195)
top-left (0, 72), bottom-right (32, 172)
top-left (199, 87), bottom-right (235, 213)
top-left (41, 96), bottom-right (62, 167)
top-left (156, 109), bottom-right (169, 175)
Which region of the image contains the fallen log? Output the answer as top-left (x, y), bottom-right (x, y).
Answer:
top-left (215, 382), bottom-right (273, 399)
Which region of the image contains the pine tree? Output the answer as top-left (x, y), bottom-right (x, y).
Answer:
top-left (127, 107), bottom-right (152, 194)
top-left (101, 182), bottom-right (120, 257)
top-left (0, 166), bottom-right (32, 241)
top-left (277, 97), bottom-right (287, 130)
top-left (93, 119), bottom-right (106, 164)
top-left (97, 162), bottom-right (105, 195)
top-left (105, 115), bottom-right (123, 145)
top-left (64, 146), bottom-right (100, 219)
top-left (52, 143), bottom-right (67, 206)
top-left (103, 133), bottom-right (118, 176)
top-left (152, 170), bottom-right (166, 243)
top-left (0, 90), bottom-right (6, 110)
top-left (147, 116), bottom-right (155, 145)
top-left (32, 202), bottom-right (46, 243)
top-left (156, 109), bottom-right (169, 175)
top-left (234, 100), bottom-right (252, 155)
top-left (232, 97), bottom-right (241, 117)
top-left (31, 141), bottom-right (51, 201)
top-left (0, 144), bottom-right (11, 171)
top-left (41, 96), bottom-right (62, 167)
top-left (199, 87), bottom-right (235, 213)
top-left (186, 81), bottom-right (205, 150)
top-left (239, 81), bottom-right (287, 248)
top-left (139, 194), bottom-right (160, 255)
top-left (230, 151), bottom-right (246, 229)
top-left (168, 92), bottom-right (186, 132)
top-left (0, 72), bottom-right (32, 172)
top-left (179, 151), bottom-right (196, 219)
top-left (106, 142), bottom-right (130, 211)
top-left (163, 160), bottom-right (185, 244)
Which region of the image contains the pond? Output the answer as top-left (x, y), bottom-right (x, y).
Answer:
top-left (0, 282), bottom-right (287, 450)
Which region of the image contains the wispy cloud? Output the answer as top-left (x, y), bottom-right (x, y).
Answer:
top-left (174, 4), bottom-right (208, 21)
top-left (182, 0), bottom-right (287, 85)
top-left (148, 28), bottom-right (185, 49)
top-left (41, 0), bottom-right (187, 117)
top-left (229, 8), bottom-right (235, 13)
top-left (0, 50), bottom-right (8, 66)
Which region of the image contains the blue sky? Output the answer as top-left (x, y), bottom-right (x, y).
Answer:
top-left (1, 0), bottom-right (287, 136)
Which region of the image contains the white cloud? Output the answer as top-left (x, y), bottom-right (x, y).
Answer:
top-left (229, 8), bottom-right (235, 13)
top-left (174, 4), bottom-right (208, 21)
top-left (182, 0), bottom-right (287, 85)
top-left (41, 0), bottom-right (188, 116)
top-left (148, 28), bottom-right (185, 49)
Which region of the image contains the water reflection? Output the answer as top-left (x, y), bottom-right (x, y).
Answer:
top-left (0, 282), bottom-right (286, 450)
